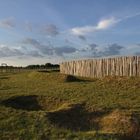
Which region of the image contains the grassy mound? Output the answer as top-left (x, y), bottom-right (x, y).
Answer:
top-left (100, 110), bottom-right (140, 138)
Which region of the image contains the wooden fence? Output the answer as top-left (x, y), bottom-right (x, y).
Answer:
top-left (60, 56), bottom-right (140, 78)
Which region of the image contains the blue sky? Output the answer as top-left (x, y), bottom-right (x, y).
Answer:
top-left (0, 0), bottom-right (140, 66)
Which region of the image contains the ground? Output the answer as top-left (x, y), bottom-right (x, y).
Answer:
top-left (0, 71), bottom-right (140, 140)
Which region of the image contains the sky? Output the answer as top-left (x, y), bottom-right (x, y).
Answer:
top-left (0, 0), bottom-right (140, 66)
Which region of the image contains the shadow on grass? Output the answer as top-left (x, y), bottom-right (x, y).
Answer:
top-left (0, 76), bottom-right (9, 80)
top-left (1, 95), bottom-right (42, 111)
top-left (46, 103), bottom-right (109, 131)
top-left (46, 103), bottom-right (140, 139)
top-left (63, 75), bottom-right (93, 82)
top-left (1, 96), bottom-right (140, 140)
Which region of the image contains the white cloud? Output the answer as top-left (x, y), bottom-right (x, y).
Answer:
top-left (96, 17), bottom-right (118, 29)
top-left (71, 17), bottom-right (118, 35)
top-left (71, 12), bottom-right (140, 36)
top-left (122, 12), bottom-right (140, 20)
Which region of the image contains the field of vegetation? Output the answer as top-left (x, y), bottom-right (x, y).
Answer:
top-left (0, 70), bottom-right (140, 140)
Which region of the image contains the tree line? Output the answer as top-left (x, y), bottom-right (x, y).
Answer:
top-left (25, 63), bottom-right (59, 69)
top-left (0, 63), bottom-right (60, 70)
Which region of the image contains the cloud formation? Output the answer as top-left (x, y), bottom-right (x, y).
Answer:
top-left (0, 17), bottom-right (15, 29)
top-left (81, 43), bottom-right (124, 58)
top-left (0, 45), bottom-right (23, 57)
top-left (0, 41), bottom-right (138, 60)
top-left (78, 35), bottom-right (86, 41)
top-left (90, 43), bottom-right (124, 57)
top-left (22, 38), bottom-right (77, 57)
top-left (135, 52), bottom-right (140, 56)
top-left (89, 43), bottom-right (98, 50)
top-left (41, 24), bottom-right (59, 36)
top-left (26, 50), bottom-right (43, 57)
top-left (54, 46), bottom-right (77, 56)
top-left (71, 12), bottom-right (140, 36)
top-left (22, 38), bottom-right (40, 46)
top-left (0, 44), bottom-right (44, 58)
top-left (22, 38), bottom-right (53, 55)
top-left (71, 17), bottom-right (118, 35)
top-left (99, 43), bottom-right (124, 56)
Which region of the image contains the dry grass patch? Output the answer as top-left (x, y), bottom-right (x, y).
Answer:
top-left (99, 109), bottom-right (140, 138)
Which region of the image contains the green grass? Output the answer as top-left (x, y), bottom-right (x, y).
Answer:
top-left (0, 71), bottom-right (140, 140)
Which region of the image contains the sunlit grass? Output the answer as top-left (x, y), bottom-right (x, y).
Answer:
top-left (0, 71), bottom-right (140, 140)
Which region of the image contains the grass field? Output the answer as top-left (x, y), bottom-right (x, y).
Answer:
top-left (0, 71), bottom-right (140, 140)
